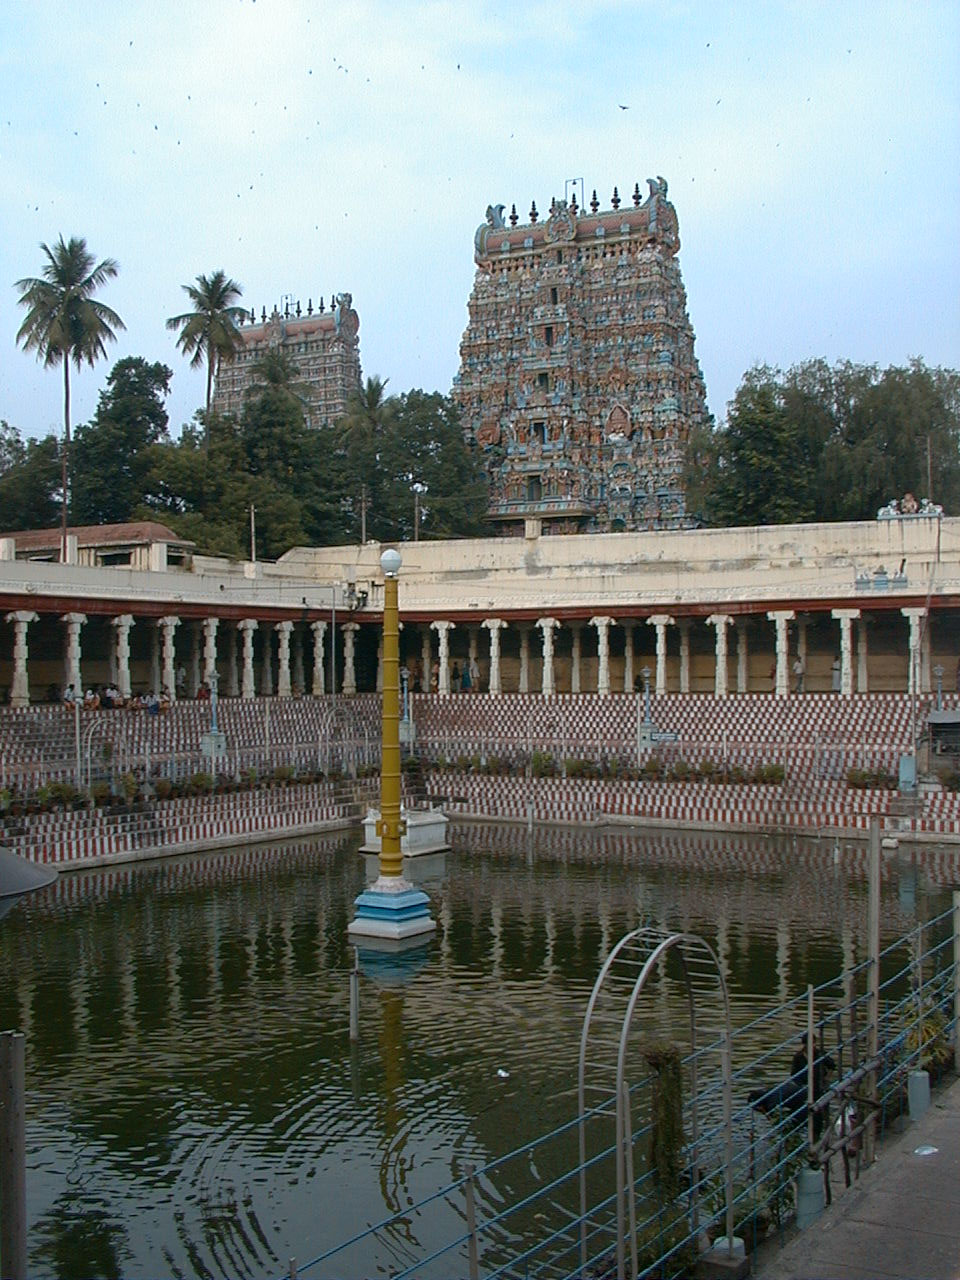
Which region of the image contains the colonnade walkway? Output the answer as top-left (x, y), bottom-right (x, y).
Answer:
top-left (756, 1075), bottom-right (960, 1279)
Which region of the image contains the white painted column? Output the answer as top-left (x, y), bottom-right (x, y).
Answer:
top-left (225, 624), bottom-right (239, 697)
top-left (537, 617), bottom-right (559, 697)
top-left (260, 628), bottom-right (274, 696)
top-left (342, 622), bottom-right (359, 695)
top-left (238, 619), bottom-right (258, 699)
top-left (432, 620), bottom-right (454, 696)
top-left (857, 615), bottom-right (869, 693)
top-left (901, 607), bottom-right (927, 695)
top-left (189, 622), bottom-right (202, 696)
top-left (112, 614), bottom-right (134, 700)
top-left (158, 615), bottom-right (179, 701)
top-left (736, 619), bottom-right (749, 693)
top-left (6, 611), bottom-right (37, 707)
top-left (648, 615), bottom-right (673, 695)
top-left (291, 626), bottom-right (304, 695)
top-left (483, 618), bottom-right (506, 696)
top-left (707, 614), bottom-right (733, 699)
top-left (276, 621), bottom-right (293, 697)
top-left (517, 625), bottom-right (531, 693)
top-left (569, 622), bottom-right (582, 693)
top-left (591, 615), bottom-right (614, 697)
top-left (678, 619), bottom-right (691, 693)
top-left (311, 620), bottom-right (327, 695)
top-left (420, 626), bottom-right (433, 693)
top-left (622, 623), bottom-right (634, 693)
top-left (832, 608), bottom-right (860, 698)
top-left (767, 610), bottom-right (795, 700)
top-left (202, 617), bottom-right (219, 687)
top-left (62, 612), bottom-right (86, 695)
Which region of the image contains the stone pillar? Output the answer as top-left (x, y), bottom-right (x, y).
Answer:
top-left (767, 611), bottom-right (795, 700)
top-left (832, 609), bottom-right (860, 698)
top-left (276, 621), bottom-right (293, 697)
top-left (238, 619), bottom-right (257, 699)
top-left (421, 626), bottom-right (433, 693)
top-left (707, 614), bottom-right (733, 699)
top-left (537, 617), bottom-right (559, 697)
top-left (569, 622), bottom-right (582, 694)
top-left (736, 619), bottom-right (749, 694)
top-left (483, 618), bottom-right (506, 696)
top-left (342, 622), bottom-right (359, 695)
top-left (622, 623), bottom-right (634, 693)
top-left (6, 611), bottom-right (37, 707)
top-left (467, 626), bottom-right (479, 688)
top-left (311, 620), bottom-right (327, 695)
top-left (857, 615), bottom-right (869, 693)
top-left (901, 608), bottom-right (927, 695)
top-left (678, 619), bottom-right (691, 694)
top-left (112, 614), bottom-right (134, 700)
top-left (260, 629), bottom-right (274, 697)
top-left (591, 615), bottom-right (614, 697)
top-left (61, 612), bottom-right (86, 695)
top-left (189, 622), bottom-right (202, 696)
top-left (291, 626), bottom-right (304, 695)
top-left (158, 615), bottom-right (179, 701)
top-left (202, 617), bottom-right (219, 688)
top-left (648, 615), bottom-right (673, 695)
top-left (432, 620), bottom-right (454, 696)
top-left (225, 624), bottom-right (239, 697)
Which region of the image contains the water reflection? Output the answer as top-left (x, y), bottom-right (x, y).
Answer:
top-left (0, 825), bottom-right (952, 1279)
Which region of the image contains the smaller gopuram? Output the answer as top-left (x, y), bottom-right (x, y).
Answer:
top-left (455, 179), bottom-right (709, 533)
top-left (212, 293), bottom-right (362, 428)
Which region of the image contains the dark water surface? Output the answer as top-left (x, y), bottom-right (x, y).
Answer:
top-left (0, 823), bottom-right (951, 1279)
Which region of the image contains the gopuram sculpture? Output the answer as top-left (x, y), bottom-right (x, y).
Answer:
top-left (455, 178), bottom-right (709, 533)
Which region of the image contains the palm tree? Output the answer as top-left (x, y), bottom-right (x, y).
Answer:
top-left (166, 270), bottom-right (245, 430)
top-left (15, 235), bottom-right (124, 555)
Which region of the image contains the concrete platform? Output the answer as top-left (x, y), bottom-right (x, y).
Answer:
top-left (755, 1076), bottom-right (960, 1279)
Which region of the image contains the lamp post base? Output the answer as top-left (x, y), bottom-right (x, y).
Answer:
top-left (348, 875), bottom-right (436, 942)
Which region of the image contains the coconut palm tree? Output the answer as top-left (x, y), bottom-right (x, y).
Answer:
top-left (15, 235), bottom-right (124, 556)
top-left (166, 270), bottom-right (245, 429)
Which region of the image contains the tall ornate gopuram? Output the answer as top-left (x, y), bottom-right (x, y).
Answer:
top-left (212, 293), bottom-right (361, 428)
top-left (454, 179), bottom-right (709, 533)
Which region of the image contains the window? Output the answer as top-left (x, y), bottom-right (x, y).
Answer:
top-left (527, 475), bottom-right (543, 502)
top-left (537, 372), bottom-right (549, 391)
top-left (550, 286), bottom-right (558, 305)
top-left (531, 420), bottom-right (546, 444)
top-left (544, 325), bottom-right (554, 347)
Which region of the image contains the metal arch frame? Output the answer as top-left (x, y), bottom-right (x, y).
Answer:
top-left (577, 927), bottom-right (734, 1280)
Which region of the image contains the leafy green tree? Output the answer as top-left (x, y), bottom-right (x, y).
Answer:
top-left (14, 235), bottom-right (124, 548)
top-left (0, 433), bottom-right (61, 531)
top-left (0, 420), bottom-right (25, 475)
top-left (72, 357), bottom-right (172, 525)
top-left (165, 270), bottom-right (245, 424)
top-left (690, 359), bottom-right (960, 527)
top-left (335, 376), bottom-right (393, 541)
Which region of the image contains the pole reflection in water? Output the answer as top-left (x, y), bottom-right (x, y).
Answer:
top-left (0, 824), bottom-right (950, 1279)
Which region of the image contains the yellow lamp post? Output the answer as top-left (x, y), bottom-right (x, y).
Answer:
top-left (376, 546), bottom-right (404, 878)
top-left (349, 547), bottom-right (435, 944)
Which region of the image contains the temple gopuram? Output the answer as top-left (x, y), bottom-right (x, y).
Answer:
top-left (212, 293), bottom-right (362, 429)
top-left (455, 179), bottom-right (709, 534)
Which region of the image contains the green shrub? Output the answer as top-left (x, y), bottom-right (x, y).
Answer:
top-left (642, 757), bottom-right (663, 780)
top-left (154, 778), bottom-right (173, 800)
top-left (697, 758), bottom-right (717, 780)
top-left (91, 781), bottom-right (111, 806)
top-left (188, 772), bottom-right (214, 794)
top-left (531, 751), bottom-right (556, 778)
top-left (670, 759), bottom-right (692, 782)
top-left (755, 763), bottom-right (785, 784)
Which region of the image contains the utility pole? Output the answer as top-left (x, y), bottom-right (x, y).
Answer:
top-left (414, 488), bottom-right (420, 542)
top-left (250, 504), bottom-right (257, 563)
top-left (360, 485), bottom-right (368, 544)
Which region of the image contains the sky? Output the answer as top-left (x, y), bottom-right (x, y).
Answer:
top-left (1, 0), bottom-right (958, 444)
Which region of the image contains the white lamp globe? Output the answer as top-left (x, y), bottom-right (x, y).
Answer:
top-left (381, 547), bottom-right (402, 578)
